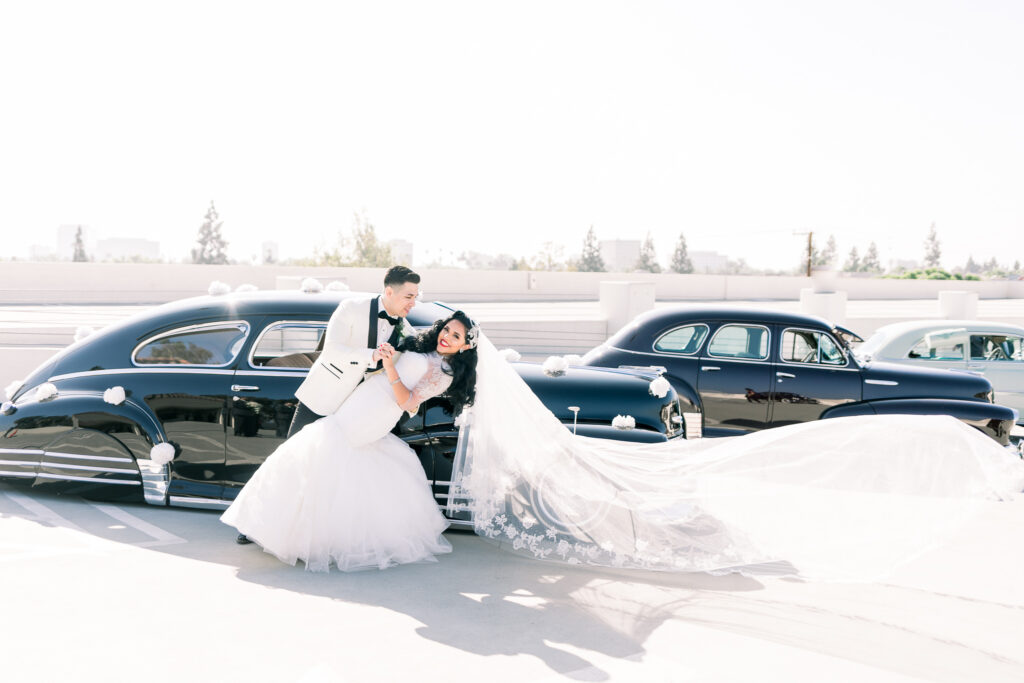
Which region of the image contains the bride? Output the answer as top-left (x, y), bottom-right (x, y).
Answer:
top-left (221, 311), bottom-right (479, 572)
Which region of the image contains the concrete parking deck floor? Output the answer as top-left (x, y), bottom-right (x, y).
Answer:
top-left (2, 482), bottom-right (1023, 682)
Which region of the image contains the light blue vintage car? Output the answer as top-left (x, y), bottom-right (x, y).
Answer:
top-left (856, 319), bottom-right (1024, 428)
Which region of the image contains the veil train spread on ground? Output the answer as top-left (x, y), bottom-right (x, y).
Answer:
top-left (449, 336), bottom-right (1024, 581)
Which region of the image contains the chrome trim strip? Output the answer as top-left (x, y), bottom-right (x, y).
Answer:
top-left (137, 460), bottom-right (170, 505)
top-left (866, 379), bottom-right (899, 386)
top-left (39, 461), bottom-right (136, 473)
top-left (234, 369), bottom-right (310, 378)
top-left (131, 320), bottom-right (250, 369)
top-left (169, 495), bottom-right (231, 509)
top-left (0, 448), bottom-right (44, 456)
top-left (36, 473), bottom-right (140, 485)
top-left (707, 324), bottom-right (771, 361)
top-left (0, 459), bottom-right (36, 467)
top-left (0, 470), bottom-right (35, 478)
top-left (651, 324), bottom-right (710, 356)
top-left (49, 368), bottom-right (236, 382)
top-left (246, 320), bottom-right (326, 369)
top-left (778, 326), bottom-right (850, 368)
top-left (43, 451), bottom-right (133, 463)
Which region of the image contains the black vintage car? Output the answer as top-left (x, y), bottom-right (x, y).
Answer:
top-left (582, 305), bottom-right (1018, 445)
top-left (0, 291), bottom-right (683, 521)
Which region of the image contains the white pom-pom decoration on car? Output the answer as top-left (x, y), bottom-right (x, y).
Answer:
top-left (499, 348), bottom-right (521, 362)
top-left (563, 354), bottom-right (583, 365)
top-left (208, 281), bottom-right (231, 296)
top-left (103, 386), bottom-right (126, 405)
top-left (74, 326), bottom-right (95, 342)
top-left (234, 283), bottom-right (258, 293)
top-left (150, 442), bottom-right (176, 466)
top-left (5, 379), bottom-right (23, 401)
top-left (542, 356), bottom-right (569, 376)
top-left (648, 376), bottom-right (671, 398)
top-left (35, 383), bottom-right (58, 401)
top-left (300, 277), bottom-right (323, 293)
top-left (612, 414), bottom-right (636, 430)
top-left (325, 280), bottom-right (350, 291)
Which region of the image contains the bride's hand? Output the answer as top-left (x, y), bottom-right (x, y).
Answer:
top-left (379, 343), bottom-right (396, 368)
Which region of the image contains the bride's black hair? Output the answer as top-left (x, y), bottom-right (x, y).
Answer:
top-left (398, 310), bottom-right (478, 415)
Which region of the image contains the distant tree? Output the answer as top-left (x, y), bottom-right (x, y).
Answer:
top-left (72, 225), bottom-right (88, 262)
top-left (862, 242), bottom-right (881, 272)
top-left (634, 232), bottom-right (661, 273)
top-left (813, 234), bottom-right (837, 267)
top-left (923, 223), bottom-right (941, 268)
top-left (842, 247), bottom-right (861, 272)
top-left (1014, 259), bottom-right (1022, 274)
top-left (317, 211), bottom-right (393, 267)
top-left (577, 226), bottom-right (606, 272)
top-left (531, 242), bottom-right (566, 271)
top-left (982, 257), bottom-right (999, 274)
top-left (669, 232), bottom-right (693, 274)
top-left (964, 255), bottom-right (980, 274)
top-left (191, 201), bottom-right (228, 264)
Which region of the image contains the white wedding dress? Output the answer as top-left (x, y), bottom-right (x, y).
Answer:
top-left (221, 352), bottom-right (454, 572)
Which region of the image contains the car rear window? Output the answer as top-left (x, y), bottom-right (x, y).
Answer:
top-left (134, 323), bottom-right (249, 366)
top-left (707, 324), bottom-right (769, 360)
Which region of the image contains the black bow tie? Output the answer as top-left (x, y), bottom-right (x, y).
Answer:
top-left (378, 311), bottom-right (400, 326)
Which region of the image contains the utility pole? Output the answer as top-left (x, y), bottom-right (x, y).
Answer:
top-left (793, 231), bottom-right (814, 276)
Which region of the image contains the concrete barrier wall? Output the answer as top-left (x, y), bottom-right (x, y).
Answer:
top-left (1, 261), bottom-right (1022, 304)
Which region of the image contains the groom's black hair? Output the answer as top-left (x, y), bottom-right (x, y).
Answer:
top-left (384, 265), bottom-right (420, 287)
top-left (398, 311), bottom-right (477, 416)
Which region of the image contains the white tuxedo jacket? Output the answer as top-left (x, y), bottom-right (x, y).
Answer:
top-left (294, 296), bottom-right (405, 416)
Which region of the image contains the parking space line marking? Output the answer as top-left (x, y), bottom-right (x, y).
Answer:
top-left (89, 503), bottom-right (186, 547)
top-left (4, 492), bottom-right (88, 534)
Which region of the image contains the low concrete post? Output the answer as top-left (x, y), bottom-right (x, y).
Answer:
top-left (600, 281), bottom-right (656, 337)
top-left (938, 290), bottom-right (978, 319)
top-left (799, 288), bottom-right (848, 326)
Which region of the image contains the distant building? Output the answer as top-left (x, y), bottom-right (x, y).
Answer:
top-left (57, 224), bottom-right (92, 260)
top-left (599, 239), bottom-right (641, 272)
top-left (30, 244), bottom-right (56, 261)
top-left (95, 238), bottom-right (161, 262)
top-left (689, 250), bottom-right (729, 274)
top-left (261, 241), bottom-right (280, 264)
top-left (387, 239), bottom-right (414, 266)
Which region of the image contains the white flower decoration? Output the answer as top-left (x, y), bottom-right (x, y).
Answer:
top-left (35, 382), bottom-right (58, 401)
top-left (504, 526), bottom-right (518, 539)
top-left (300, 277), bottom-right (323, 293)
top-left (150, 442), bottom-right (176, 466)
top-left (563, 354), bottom-right (583, 365)
top-left (207, 280), bottom-right (231, 296)
top-left (234, 283), bottom-right (258, 293)
top-left (542, 356), bottom-right (569, 376)
top-left (5, 379), bottom-right (23, 401)
top-left (74, 326), bottom-right (95, 342)
top-left (325, 280), bottom-right (350, 291)
top-left (567, 557), bottom-right (581, 565)
top-left (103, 386), bottom-right (126, 405)
top-left (521, 515), bottom-right (537, 529)
top-left (499, 348), bottom-right (521, 362)
top-left (600, 541), bottom-right (615, 552)
top-left (612, 414), bottom-right (635, 430)
top-left (648, 376), bottom-right (671, 398)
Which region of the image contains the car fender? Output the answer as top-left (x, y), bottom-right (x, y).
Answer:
top-left (822, 398), bottom-right (1017, 445)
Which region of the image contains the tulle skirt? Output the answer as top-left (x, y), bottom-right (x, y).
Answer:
top-left (222, 416), bottom-right (452, 572)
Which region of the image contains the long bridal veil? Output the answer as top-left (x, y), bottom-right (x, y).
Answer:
top-left (449, 336), bottom-right (1024, 581)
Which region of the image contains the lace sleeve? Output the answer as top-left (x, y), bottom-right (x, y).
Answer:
top-left (400, 360), bottom-right (454, 415)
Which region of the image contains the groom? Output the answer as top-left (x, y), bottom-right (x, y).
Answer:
top-left (236, 265), bottom-right (420, 544)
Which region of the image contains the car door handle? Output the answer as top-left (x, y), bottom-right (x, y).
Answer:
top-left (701, 366), bottom-right (720, 372)
top-left (967, 364), bottom-right (984, 370)
top-left (231, 384), bottom-right (260, 392)
top-left (776, 372), bottom-right (796, 379)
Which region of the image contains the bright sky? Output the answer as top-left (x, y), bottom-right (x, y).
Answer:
top-left (2, 1), bottom-right (1021, 270)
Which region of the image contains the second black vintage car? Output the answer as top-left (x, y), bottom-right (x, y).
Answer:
top-left (0, 291), bottom-right (683, 523)
top-left (582, 305), bottom-right (1018, 445)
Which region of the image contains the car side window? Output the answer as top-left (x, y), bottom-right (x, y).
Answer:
top-left (250, 322), bottom-right (327, 368)
top-left (781, 329), bottom-right (846, 366)
top-left (908, 333), bottom-right (966, 361)
top-left (970, 334), bottom-right (1024, 362)
top-left (654, 324), bottom-right (709, 355)
top-left (134, 323), bottom-right (249, 366)
top-left (707, 324), bottom-right (769, 360)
